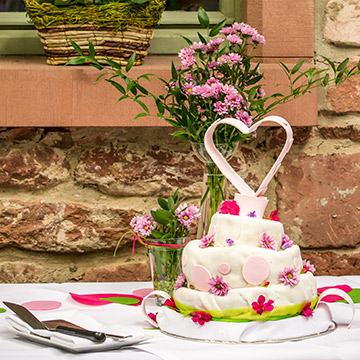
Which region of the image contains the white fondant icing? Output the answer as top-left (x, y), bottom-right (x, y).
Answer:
top-left (210, 213), bottom-right (284, 248)
top-left (183, 240), bottom-right (303, 289)
top-left (174, 272), bottom-right (317, 311)
top-left (182, 254), bottom-right (187, 268)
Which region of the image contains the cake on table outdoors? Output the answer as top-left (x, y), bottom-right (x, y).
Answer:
top-left (142, 116), bottom-right (354, 343)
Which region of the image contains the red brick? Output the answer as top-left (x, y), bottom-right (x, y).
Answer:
top-left (276, 153), bottom-right (360, 248)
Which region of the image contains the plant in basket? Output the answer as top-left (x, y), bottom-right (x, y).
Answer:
top-left (115, 189), bottom-right (200, 304)
top-left (67, 7), bottom-right (360, 236)
top-left (23, 0), bottom-right (165, 65)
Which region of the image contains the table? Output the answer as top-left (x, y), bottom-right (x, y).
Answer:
top-left (0, 276), bottom-right (359, 360)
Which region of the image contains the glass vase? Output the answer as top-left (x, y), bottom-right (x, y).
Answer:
top-left (148, 237), bottom-right (187, 306)
top-left (191, 142), bottom-right (238, 239)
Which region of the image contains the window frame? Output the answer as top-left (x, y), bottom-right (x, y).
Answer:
top-left (0, 0), bottom-right (240, 55)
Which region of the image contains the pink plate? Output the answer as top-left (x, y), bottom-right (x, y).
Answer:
top-left (22, 301), bottom-right (62, 311)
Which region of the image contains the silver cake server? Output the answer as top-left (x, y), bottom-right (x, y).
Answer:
top-left (3, 301), bottom-right (106, 343)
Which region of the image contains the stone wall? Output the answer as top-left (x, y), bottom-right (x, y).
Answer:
top-left (0, 0), bottom-right (359, 283)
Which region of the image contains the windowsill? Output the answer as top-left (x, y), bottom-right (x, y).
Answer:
top-left (0, 55), bottom-right (317, 127)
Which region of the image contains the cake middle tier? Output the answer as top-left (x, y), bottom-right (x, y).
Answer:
top-left (182, 240), bottom-right (304, 290)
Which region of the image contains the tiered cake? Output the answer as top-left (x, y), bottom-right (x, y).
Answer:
top-left (142, 116), bottom-right (352, 342)
top-left (173, 209), bottom-right (318, 321)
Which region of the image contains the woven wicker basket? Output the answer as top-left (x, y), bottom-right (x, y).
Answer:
top-left (24, 0), bottom-right (165, 66)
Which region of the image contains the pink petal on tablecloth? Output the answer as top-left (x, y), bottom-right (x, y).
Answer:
top-left (69, 293), bottom-right (143, 306)
top-left (317, 284), bottom-right (353, 302)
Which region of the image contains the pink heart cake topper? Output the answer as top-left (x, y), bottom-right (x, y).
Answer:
top-left (204, 116), bottom-right (293, 217)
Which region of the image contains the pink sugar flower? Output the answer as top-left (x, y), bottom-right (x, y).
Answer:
top-left (164, 298), bottom-right (178, 310)
top-left (248, 211), bottom-right (257, 218)
top-left (279, 267), bottom-right (300, 286)
top-left (148, 312), bottom-right (157, 325)
top-left (199, 233), bottom-right (214, 248)
top-left (208, 275), bottom-right (230, 296)
top-left (220, 26), bottom-right (236, 35)
top-left (266, 210), bottom-right (280, 221)
top-left (280, 234), bottom-right (294, 250)
top-left (218, 200), bottom-right (240, 215)
top-left (174, 273), bottom-right (186, 290)
top-left (191, 311), bottom-right (212, 325)
top-left (302, 260), bottom-right (316, 274)
top-left (226, 238), bottom-right (234, 246)
top-left (302, 302), bottom-right (314, 318)
top-left (252, 295), bottom-right (274, 315)
top-left (260, 233), bottom-right (276, 250)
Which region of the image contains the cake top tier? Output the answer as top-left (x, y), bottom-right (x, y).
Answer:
top-left (210, 213), bottom-right (284, 249)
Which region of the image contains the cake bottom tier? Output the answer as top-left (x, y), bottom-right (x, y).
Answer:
top-left (173, 272), bottom-right (317, 321)
top-left (156, 305), bottom-right (335, 343)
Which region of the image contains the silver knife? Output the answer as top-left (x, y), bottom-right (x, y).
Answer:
top-left (3, 301), bottom-right (106, 343)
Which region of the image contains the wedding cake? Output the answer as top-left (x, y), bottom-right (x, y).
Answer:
top-left (142, 116), bottom-right (353, 343)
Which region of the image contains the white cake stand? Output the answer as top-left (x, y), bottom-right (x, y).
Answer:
top-left (156, 305), bottom-right (336, 344)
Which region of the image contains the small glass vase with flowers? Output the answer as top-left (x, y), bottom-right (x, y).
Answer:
top-left (115, 189), bottom-right (200, 305)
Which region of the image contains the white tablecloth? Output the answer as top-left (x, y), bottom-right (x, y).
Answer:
top-left (0, 276), bottom-right (359, 360)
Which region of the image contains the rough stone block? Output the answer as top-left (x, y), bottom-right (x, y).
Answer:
top-left (0, 145), bottom-right (69, 189)
top-left (0, 200), bottom-right (135, 252)
top-left (302, 250), bottom-right (360, 276)
top-left (0, 261), bottom-right (43, 283)
top-left (319, 124), bottom-right (360, 141)
top-left (324, 0), bottom-right (360, 46)
top-left (276, 153), bottom-right (360, 248)
top-left (81, 260), bottom-right (151, 282)
top-left (74, 143), bottom-right (204, 197)
top-left (326, 66), bottom-right (360, 113)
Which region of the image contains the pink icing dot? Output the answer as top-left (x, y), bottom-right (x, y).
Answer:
top-left (191, 265), bottom-right (211, 292)
top-left (218, 262), bottom-right (231, 275)
top-left (242, 256), bottom-right (270, 285)
top-left (182, 254), bottom-right (187, 268)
